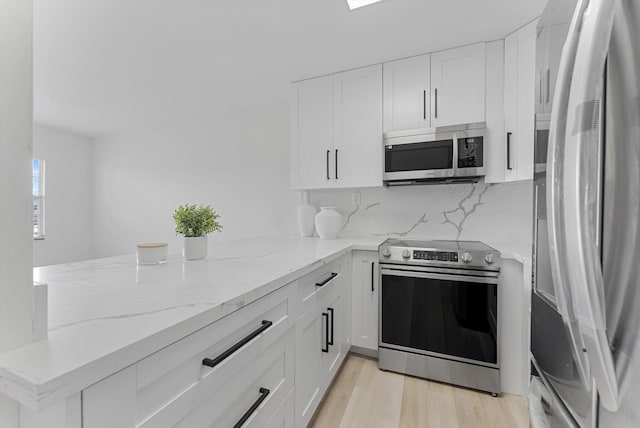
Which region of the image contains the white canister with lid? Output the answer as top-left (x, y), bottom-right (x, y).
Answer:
top-left (136, 243), bottom-right (168, 265)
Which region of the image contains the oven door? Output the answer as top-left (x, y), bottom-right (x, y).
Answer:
top-left (383, 133), bottom-right (455, 181)
top-left (379, 265), bottom-right (498, 367)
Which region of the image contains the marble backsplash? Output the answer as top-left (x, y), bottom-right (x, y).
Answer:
top-left (307, 180), bottom-right (534, 252)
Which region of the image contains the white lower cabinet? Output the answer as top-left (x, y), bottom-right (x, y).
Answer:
top-left (83, 284), bottom-right (295, 428)
top-left (351, 251), bottom-right (379, 352)
top-left (294, 256), bottom-right (350, 427)
top-left (294, 304), bottom-right (324, 427)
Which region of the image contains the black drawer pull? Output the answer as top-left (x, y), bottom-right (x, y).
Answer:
top-left (233, 387), bottom-right (270, 428)
top-left (202, 320), bottom-right (273, 368)
top-left (322, 312), bottom-right (329, 353)
top-left (316, 272), bottom-right (338, 288)
top-left (327, 307), bottom-right (334, 346)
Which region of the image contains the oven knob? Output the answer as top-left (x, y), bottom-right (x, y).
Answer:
top-left (402, 249), bottom-right (411, 259)
top-left (461, 252), bottom-right (473, 263)
top-left (382, 248), bottom-right (391, 258)
top-left (485, 253), bottom-right (495, 264)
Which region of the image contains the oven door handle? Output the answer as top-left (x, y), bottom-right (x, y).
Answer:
top-left (381, 268), bottom-right (498, 285)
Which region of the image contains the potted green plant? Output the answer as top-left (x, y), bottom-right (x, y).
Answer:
top-left (173, 204), bottom-right (222, 260)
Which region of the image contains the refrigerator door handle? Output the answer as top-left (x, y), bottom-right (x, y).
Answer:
top-left (545, 0), bottom-right (592, 388)
top-left (562, 0), bottom-right (620, 412)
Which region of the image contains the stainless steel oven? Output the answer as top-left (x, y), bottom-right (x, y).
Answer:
top-left (378, 239), bottom-right (501, 394)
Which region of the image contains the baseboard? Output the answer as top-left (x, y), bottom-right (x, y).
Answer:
top-left (348, 345), bottom-right (378, 359)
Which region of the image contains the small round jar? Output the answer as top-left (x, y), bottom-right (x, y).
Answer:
top-left (136, 243), bottom-right (168, 265)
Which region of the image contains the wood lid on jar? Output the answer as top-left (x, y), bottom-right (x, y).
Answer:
top-left (136, 243), bottom-right (168, 248)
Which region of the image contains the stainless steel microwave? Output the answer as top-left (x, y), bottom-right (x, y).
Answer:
top-left (383, 131), bottom-right (485, 186)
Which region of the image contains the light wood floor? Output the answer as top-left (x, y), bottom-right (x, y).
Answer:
top-left (310, 354), bottom-right (529, 428)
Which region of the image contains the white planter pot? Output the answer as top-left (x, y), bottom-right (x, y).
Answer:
top-left (297, 191), bottom-right (317, 237)
top-left (183, 236), bottom-right (208, 260)
top-left (315, 207), bottom-right (343, 239)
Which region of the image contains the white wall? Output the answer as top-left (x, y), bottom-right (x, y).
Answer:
top-left (307, 180), bottom-right (533, 253)
top-left (92, 103), bottom-right (298, 257)
top-left (33, 124), bottom-right (93, 267)
top-left (0, 1), bottom-right (34, 426)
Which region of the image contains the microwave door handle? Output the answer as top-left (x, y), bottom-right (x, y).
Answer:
top-left (452, 134), bottom-right (458, 176)
top-left (545, 0), bottom-right (591, 390)
top-left (563, 0), bottom-right (620, 411)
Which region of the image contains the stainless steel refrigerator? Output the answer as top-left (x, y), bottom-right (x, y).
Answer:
top-left (530, 0), bottom-right (640, 426)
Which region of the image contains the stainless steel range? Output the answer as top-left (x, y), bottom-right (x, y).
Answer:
top-left (378, 238), bottom-right (501, 394)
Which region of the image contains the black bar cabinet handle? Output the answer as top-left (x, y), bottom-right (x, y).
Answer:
top-left (326, 150), bottom-right (330, 180)
top-left (316, 272), bottom-right (338, 288)
top-left (335, 149), bottom-right (338, 180)
top-left (371, 262), bottom-right (375, 292)
top-left (232, 387), bottom-right (270, 428)
top-left (321, 312), bottom-right (329, 352)
top-left (423, 90), bottom-right (426, 120)
top-left (434, 88), bottom-right (438, 118)
top-left (202, 320), bottom-right (273, 368)
top-left (506, 132), bottom-right (513, 171)
top-left (546, 68), bottom-right (550, 103)
top-left (327, 307), bottom-right (334, 346)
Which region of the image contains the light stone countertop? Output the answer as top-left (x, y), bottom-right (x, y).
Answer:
top-left (0, 235), bottom-right (383, 411)
top-left (0, 234), bottom-right (528, 411)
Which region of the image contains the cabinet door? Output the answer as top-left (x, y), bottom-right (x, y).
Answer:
top-left (294, 305), bottom-right (323, 428)
top-left (504, 20), bottom-right (537, 181)
top-left (321, 290), bottom-right (344, 385)
top-left (351, 252), bottom-right (379, 351)
top-left (383, 54), bottom-right (430, 133)
top-left (431, 43), bottom-right (485, 127)
top-left (332, 64), bottom-right (383, 188)
top-left (290, 76), bottom-right (334, 190)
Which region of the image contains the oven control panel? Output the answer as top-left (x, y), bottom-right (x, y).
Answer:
top-left (413, 250), bottom-right (458, 262)
top-left (379, 239), bottom-right (501, 270)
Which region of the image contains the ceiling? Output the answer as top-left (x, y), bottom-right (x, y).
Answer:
top-left (34, 0), bottom-right (546, 137)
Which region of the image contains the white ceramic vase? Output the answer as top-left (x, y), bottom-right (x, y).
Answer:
top-left (183, 236), bottom-right (208, 260)
top-left (297, 191), bottom-right (318, 237)
top-left (315, 207), bottom-right (343, 239)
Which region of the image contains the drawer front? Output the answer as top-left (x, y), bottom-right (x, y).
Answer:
top-left (296, 258), bottom-right (342, 317)
top-left (136, 284), bottom-right (294, 427)
top-left (264, 389), bottom-right (294, 428)
top-left (174, 328), bottom-right (295, 428)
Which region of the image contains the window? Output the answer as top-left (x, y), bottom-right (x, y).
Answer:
top-left (33, 159), bottom-right (45, 239)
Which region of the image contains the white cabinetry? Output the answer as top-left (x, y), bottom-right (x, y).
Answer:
top-left (290, 76), bottom-right (333, 189)
top-left (294, 257), bottom-right (350, 427)
top-left (351, 251), bottom-right (379, 352)
top-left (82, 284), bottom-right (296, 428)
top-left (430, 43), bottom-right (486, 127)
top-left (383, 54), bottom-right (430, 133)
top-left (333, 65), bottom-right (383, 188)
top-left (290, 65), bottom-right (382, 190)
top-left (504, 20), bottom-right (537, 181)
top-left (536, 23), bottom-right (566, 115)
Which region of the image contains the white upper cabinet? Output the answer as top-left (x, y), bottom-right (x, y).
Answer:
top-left (536, 23), bottom-right (568, 115)
top-left (290, 65), bottom-right (382, 190)
top-left (504, 20), bottom-right (537, 181)
top-left (430, 43), bottom-right (486, 127)
top-left (383, 54), bottom-right (430, 133)
top-left (290, 76), bottom-right (333, 190)
top-left (332, 64), bottom-right (383, 189)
